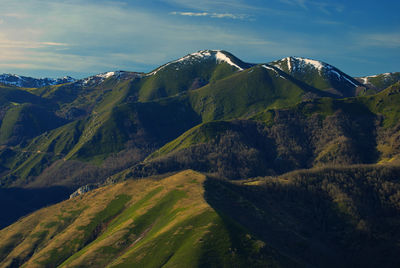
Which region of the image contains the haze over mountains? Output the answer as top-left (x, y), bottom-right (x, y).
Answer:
top-left (0, 50), bottom-right (400, 267)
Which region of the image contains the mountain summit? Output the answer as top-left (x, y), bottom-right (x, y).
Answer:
top-left (148, 49), bottom-right (252, 75)
top-left (270, 56), bottom-right (362, 96)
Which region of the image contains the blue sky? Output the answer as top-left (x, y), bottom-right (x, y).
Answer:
top-left (0, 0), bottom-right (398, 78)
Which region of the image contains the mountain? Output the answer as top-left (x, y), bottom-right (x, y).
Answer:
top-left (0, 50), bottom-right (399, 191)
top-left (0, 50), bottom-right (400, 267)
top-left (0, 74), bottom-right (76, 88)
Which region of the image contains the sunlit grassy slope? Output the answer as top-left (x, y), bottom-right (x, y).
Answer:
top-left (2, 165), bottom-right (399, 267)
top-left (0, 170), bottom-right (294, 267)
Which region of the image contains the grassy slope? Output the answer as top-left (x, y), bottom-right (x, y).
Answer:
top-left (0, 82), bottom-right (202, 186)
top-left (0, 78), bottom-right (135, 182)
top-left (139, 61), bottom-right (238, 102)
top-left (187, 65), bottom-right (315, 121)
top-left (0, 86), bottom-right (45, 106)
top-left (0, 103), bottom-right (66, 146)
top-left (0, 170), bottom-right (294, 268)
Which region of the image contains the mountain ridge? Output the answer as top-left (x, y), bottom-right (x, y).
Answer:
top-left (1, 51), bottom-right (397, 94)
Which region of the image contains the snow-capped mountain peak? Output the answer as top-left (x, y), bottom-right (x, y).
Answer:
top-left (148, 50), bottom-right (245, 75)
top-left (358, 72), bottom-right (396, 84)
top-left (271, 56), bottom-right (360, 88)
top-left (355, 72), bottom-right (400, 91)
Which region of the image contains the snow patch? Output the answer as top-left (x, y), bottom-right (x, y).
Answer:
top-left (215, 51), bottom-right (243, 70)
top-left (360, 77), bottom-right (369, 84)
top-left (293, 57), bottom-right (325, 71)
top-left (96, 72), bottom-right (115, 79)
top-left (262, 65), bottom-right (286, 80)
top-left (343, 76), bottom-right (357, 87)
top-left (274, 56), bottom-right (330, 74)
top-left (331, 70), bottom-right (341, 79)
top-left (286, 57), bottom-right (292, 72)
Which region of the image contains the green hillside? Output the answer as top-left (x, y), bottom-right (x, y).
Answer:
top-left (0, 170), bottom-right (296, 268)
top-left (187, 65), bottom-right (322, 121)
top-left (139, 82), bottom-right (400, 179)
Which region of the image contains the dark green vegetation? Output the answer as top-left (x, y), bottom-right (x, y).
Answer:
top-left (206, 164), bottom-right (400, 268)
top-left (0, 50), bottom-right (400, 267)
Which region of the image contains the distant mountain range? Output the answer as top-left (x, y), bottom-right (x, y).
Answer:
top-left (0, 50), bottom-right (400, 267)
top-left (0, 73), bottom-right (76, 88)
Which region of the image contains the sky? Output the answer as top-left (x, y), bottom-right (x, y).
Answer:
top-left (0, 0), bottom-right (399, 78)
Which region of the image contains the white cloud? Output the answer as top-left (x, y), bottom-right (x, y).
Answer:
top-left (170, 11), bottom-right (247, 19)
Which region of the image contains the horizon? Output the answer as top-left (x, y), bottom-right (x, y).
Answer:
top-left (0, 0), bottom-right (399, 79)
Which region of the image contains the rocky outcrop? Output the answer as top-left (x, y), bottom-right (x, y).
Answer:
top-left (69, 184), bottom-right (99, 199)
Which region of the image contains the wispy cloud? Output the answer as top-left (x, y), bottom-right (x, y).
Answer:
top-left (358, 33), bottom-right (400, 48)
top-left (163, 0), bottom-right (255, 12)
top-left (278, 0), bottom-right (344, 14)
top-left (0, 0), bottom-right (274, 77)
top-left (279, 0), bottom-right (307, 9)
top-left (0, 39), bottom-right (69, 49)
top-left (170, 11), bottom-right (247, 19)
